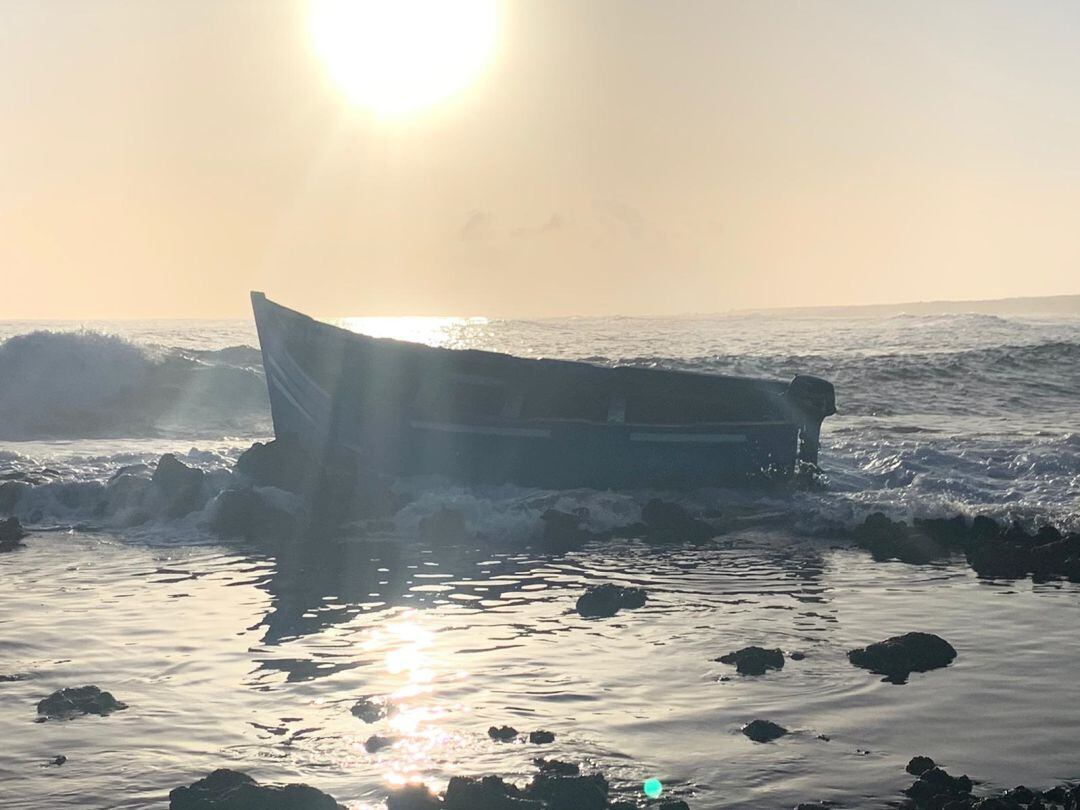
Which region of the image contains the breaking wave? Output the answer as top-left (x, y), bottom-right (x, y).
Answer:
top-left (0, 331), bottom-right (270, 440)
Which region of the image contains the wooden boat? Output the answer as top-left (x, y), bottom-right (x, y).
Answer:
top-left (251, 292), bottom-right (835, 488)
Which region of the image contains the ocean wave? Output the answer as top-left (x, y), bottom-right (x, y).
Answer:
top-left (0, 331), bottom-right (270, 440)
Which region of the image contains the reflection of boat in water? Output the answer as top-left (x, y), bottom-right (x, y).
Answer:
top-left (251, 292), bottom-right (835, 488)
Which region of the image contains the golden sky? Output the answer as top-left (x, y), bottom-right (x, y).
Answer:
top-left (3, 0), bottom-right (1079, 318)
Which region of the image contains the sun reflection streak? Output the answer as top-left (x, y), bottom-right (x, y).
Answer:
top-left (360, 611), bottom-right (470, 789)
top-left (334, 316), bottom-right (489, 348)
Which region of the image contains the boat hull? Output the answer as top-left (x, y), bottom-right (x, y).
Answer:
top-left (251, 293), bottom-right (835, 489)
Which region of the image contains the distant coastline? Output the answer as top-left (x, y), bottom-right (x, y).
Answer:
top-left (738, 293), bottom-right (1080, 318)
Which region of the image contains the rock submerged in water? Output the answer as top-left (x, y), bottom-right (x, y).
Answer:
top-left (854, 513), bottom-right (948, 565)
top-left (36, 685), bottom-right (128, 720)
top-left (350, 697), bottom-right (388, 724)
top-left (575, 583), bottom-right (647, 618)
top-left (0, 516), bottom-right (28, 551)
top-left (528, 730), bottom-right (555, 744)
top-left (169, 768), bottom-right (345, 809)
top-left (539, 509), bottom-right (595, 553)
top-left (848, 632), bottom-right (956, 683)
top-left (488, 725), bottom-right (519, 742)
top-left (717, 646), bottom-right (785, 676)
top-left (208, 488), bottom-right (299, 543)
top-left (741, 719), bottom-right (788, 743)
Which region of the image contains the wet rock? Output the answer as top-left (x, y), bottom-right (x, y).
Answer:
top-left (36, 686), bottom-right (128, 719)
top-left (966, 539), bottom-right (1032, 579)
top-left (99, 473), bottom-right (154, 525)
top-left (528, 730), bottom-right (555, 744)
top-left (915, 515), bottom-right (972, 550)
top-left (575, 583), bottom-right (647, 618)
top-left (386, 784), bottom-right (443, 810)
top-left (0, 480), bottom-right (28, 514)
top-left (235, 437), bottom-right (314, 494)
top-left (364, 734), bottom-right (394, 753)
top-left (848, 632), bottom-right (956, 683)
top-left (717, 646), bottom-right (785, 676)
top-left (1003, 786), bottom-right (1037, 805)
top-left (0, 516), bottom-right (28, 551)
top-left (533, 759), bottom-right (578, 777)
top-left (540, 509), bottom-right (594, 553)
top-left (741, 719), bottom-right (788, 743)
top-left (44, 755), bottom-right (66, 767)
top-left (789, 651), bottom-right (807, 661)
top-left (526, 772), bottom-right (608, 810)
top-left (419, 507), bottom-right (468, 544)
top-left (169, 768), bottom-right (345, 809)
top-left (904, 767), bottom-right (972, 805)
top-left (208, 488), bottom-right (298, 543)
top-left (444, 775), bottom-right (541, 810)
top-left (640, 499), bottom-right (715, 543)
top-left (350, 697), bottom-right (387, 723)
top-left (855, 513), bottom-right (948, 565)
top-left (488, 725), bottom-right (519, 741)
top-left (152, 454), bottom-right (207, 518)
top-left (794, 804), bottom-right (835, 810)
top-left (907, 756), bottom-right (937, 776)
top-left (658, 802), bottom-right (691, 810)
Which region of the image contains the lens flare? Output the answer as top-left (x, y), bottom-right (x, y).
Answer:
top-left (644, 778), bottom-right (663, 799)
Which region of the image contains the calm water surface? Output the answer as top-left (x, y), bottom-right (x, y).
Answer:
top-left (3, 530), bottom-right (1079, 809)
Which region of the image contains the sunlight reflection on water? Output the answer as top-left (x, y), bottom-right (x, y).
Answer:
top-left (334, 316), bottom-right (490, 348)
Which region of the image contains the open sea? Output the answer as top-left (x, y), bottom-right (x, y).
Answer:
top-left (1, 310), bottom-right (1079, 809)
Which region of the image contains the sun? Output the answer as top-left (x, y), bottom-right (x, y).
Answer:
top-left (310, 0), bottom-right (498, 115)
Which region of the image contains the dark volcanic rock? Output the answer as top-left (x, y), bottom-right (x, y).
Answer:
top-left (907, 755), bottom-right (937, 776)
top-left (533, 759), bottom-right (579, 777)
top-left (640, 499), bottom-right (715, 542)
top-left (528, 730), bottom-right (555, 744)
top-left (169, 768), bottom-right (345, 809)
top-left (0, 481), bottom-right (28, 514)
top-left (235, 437), bottom-right (313, 494)
top-left (575, 583), bottom-right (647, 617)
top-left (903, 766), bottom-right (973, 805)
top-left (967, 538), bottom-right (1033, 579)
top-left (349, 697), bottom-right (386, 723)
top-left (717, 646), bottom-right (785, 676)
top-left (36, 686), bottom-right (128, 719)
top-left (488, 725), bottom-right (519, 741)
top-left (152, 454), bottom-right (207, 518)
top-left (741, 719), bottom-right (788, 743)
top-left (527, 772), bottom-right (608, 810)
top-left (0, 516), bottom-right (28, 551)
top-left (855, 513), bottom-right (948, 565)
top-left (364, 734), bottom-right (394, 753)
top-left (848, 632), bottom-right (956, 683)
top-left (386, 784), bottom-right (442, 810)
top-left (209, 488), bottom-right (298, 542)
top-left (539, 509), bottom-right (594, 553)
top-left (658, 802), bottom-right (691, 810)
top-left (444, 775), bottom-right (541, 810)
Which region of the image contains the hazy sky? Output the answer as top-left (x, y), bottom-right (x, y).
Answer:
top-left (3, 0), bottom-right (1080, 318)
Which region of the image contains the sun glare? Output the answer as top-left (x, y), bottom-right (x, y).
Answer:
top-left (310, 0), bottom-right (497, 115)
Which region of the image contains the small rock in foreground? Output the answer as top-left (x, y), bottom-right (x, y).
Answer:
top-left (528, 730), bottom-right (555, 744)
top-left (741, 719), bottom-right (788, 743)
top-left (350, 697), bottom-right (387, 723)
top-left (386, 783), bottom-right (442, 810)
top-left (717, 646), bottom-right (785, 676)
top-left (488, 725), bottom-right (519, 741)
top-left (848, 632), bottom-right (956, 683)
top-left (169, 768), bottom-right (345, 809)
top-left (575, 583), bottom-right (647, 618)
top-left (36, 686), bottom-right (128, 720)
top-left (364, 734), bottom-right (394, 753)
